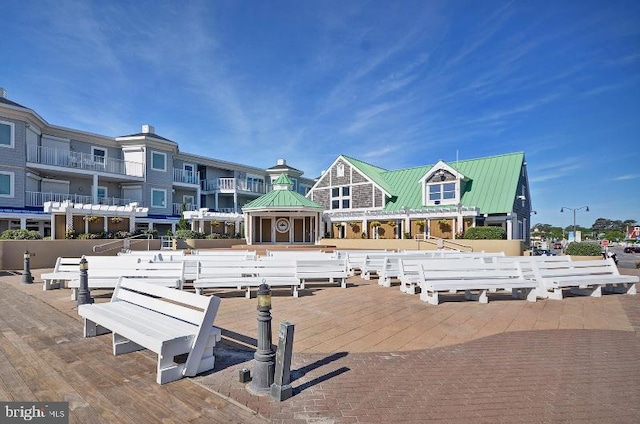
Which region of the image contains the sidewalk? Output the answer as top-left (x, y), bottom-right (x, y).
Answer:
top-left (5, 268), bottom-right (640, 423)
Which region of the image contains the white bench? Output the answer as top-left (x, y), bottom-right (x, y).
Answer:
top-left (335, 249), bottom-right (390, 276)
top-left (78, 278), bottom-right (221, 384)
top-left (398, 256), bottom-right (490, 294)
top-left (194, 258), bottom-right (300, 297)
top-left (67, 260), bottom-right (185, 300)
top-left (418, 259), bottom-right (537, 305)
top-left (295, 259), bottom-right (348, 288)
top-left (41, 256), bottom-right (142, 291)
top-left (530, 258), bottom-right (638, 300)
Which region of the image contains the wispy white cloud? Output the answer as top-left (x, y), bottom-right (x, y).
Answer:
top-left (611, 174), bottom-right (640, 181)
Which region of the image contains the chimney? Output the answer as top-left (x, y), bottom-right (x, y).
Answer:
top-left (277, 158), bottom-right (286, 166)
top-left (0, 87), bottom-right (6, 99)
top-left (141, 124), bottom-right (155, 134)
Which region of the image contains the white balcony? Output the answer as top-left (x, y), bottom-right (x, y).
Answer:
top-left (26, 191), bottom-right (136, 207)
top-left (173, 169), bottom-right (199, 185)
top-left (201, 177), bottom-right (267, 195)
top-left (27, 146), bottom-right (144, 178)
top-left (172, 202), bottom-right (198, 216)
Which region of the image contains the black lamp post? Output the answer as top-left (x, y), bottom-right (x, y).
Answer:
top-left (250, 282), bottom-right (275, 394)
top-left (76, 257), bottom-right (93, 306)
top-left (560, 206), bottom-right (589, 239)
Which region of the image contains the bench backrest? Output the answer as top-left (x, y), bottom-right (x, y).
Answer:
top-left (532, 258), bottom-right (620, 280)
top-left (418, 258), bottom-right (525, 281)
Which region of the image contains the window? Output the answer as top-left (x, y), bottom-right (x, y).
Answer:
top-left (247, 176), bottom-right (264, 192)
top-left (97, 186), bottom-right (107, 203)
top-left (151, 188), bottom-right (166, 208)
top-left (331, 186), bottom-right (350, 209)
top-left (0, 121), bottom-right (14, 148)
top-left (0, 171), bottom-right (14, 197)
top-left (336, 163), bottom-right (345, 177)
top-left (91, 147), bottom-right (106, 165)
top-left (151, 151), bottom-right (167, 171)
top-left (428, 182), bottom-right (456, 203)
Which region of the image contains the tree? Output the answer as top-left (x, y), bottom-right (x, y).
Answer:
top-left (177, 202), bottom-right (189, 231)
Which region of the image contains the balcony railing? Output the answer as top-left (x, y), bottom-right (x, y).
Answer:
top-left (201, 177), bottom-right (267, 195)
top-left (173, 169), bottom-right (199, 185)
top-left (27, 146), bottom-right (144, 178)
top-left (172, 202), bottom-right (198, 216)
top-left (26, 191), bottom-right (136, 207)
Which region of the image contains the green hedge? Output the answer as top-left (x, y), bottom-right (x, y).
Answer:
top-left (0, 229), bottom-right (43, 240)
top-left (463, 227), bottom-right (506, 240)
top-left (173, 229), bottom-right (205, 240)
top-left (565, 242), bottom-right (601, 256)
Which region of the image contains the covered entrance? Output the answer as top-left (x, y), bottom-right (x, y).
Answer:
top-left (242, 174), bottom-right (324, 245)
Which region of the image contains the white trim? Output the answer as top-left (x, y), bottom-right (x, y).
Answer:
top-left (183, 162), bottom-right (195, 173)
top-left (0, 120), bottom-right (15, 149)
top-left (0, 171), bottom-right (15, 197)
top-left (151, 150), bottom-right (167, 172)
top-left (151, 188), bottom-right (167, 208)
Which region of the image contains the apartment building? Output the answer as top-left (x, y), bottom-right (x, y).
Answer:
top-left (0, 89), bottom-right (315, 238)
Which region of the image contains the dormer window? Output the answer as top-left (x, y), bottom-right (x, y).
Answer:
top-left (429, 182), bottom-right (456, 203)
top-left (420, 162), bottom-right (466, 206)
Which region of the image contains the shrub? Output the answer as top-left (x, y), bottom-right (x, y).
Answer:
top-left (113, 231), bottom-right (133, 239)
top-left (565, 242), bottom-right (601, 256)
top-left (404, 232), bottom-right (411, 239)
top-left (463, 227), bottom-right (506, 240)
top-left (0, 229), bottom-right (43, 240)
top-left (173, 229), bottom-right (204, 240)
top-left (636, 261), bottom-right (640, 269)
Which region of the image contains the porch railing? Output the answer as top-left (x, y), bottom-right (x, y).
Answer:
top-left (26, 191), bottom-right (135, 207)
top-left (201, 177), bottom-right (267, 194)
top-left (173, 169), bottom-right (199, 185)
top-left (27, 145), bottom-right (144, 177)
top-left (172, 202), bottom-right (197, 215)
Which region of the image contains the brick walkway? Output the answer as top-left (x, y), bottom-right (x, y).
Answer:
top-left (7, 267), bottom-right (640, 423)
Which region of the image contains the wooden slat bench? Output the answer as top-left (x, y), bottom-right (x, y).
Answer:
top-left (78, 278), bottom-right (221, 384)
top-left (398, 256), bottom-right (488, 294)
top-left (41, 256), bottom-right (142, 291)
top-left (418, 259), bottom-right (537, 305)
top-left (67, 260), bottom-right (185, 300)
top-left (530, 258), bottom-right (638, 300)
top-left (295, 259), bottom-right (349, 288)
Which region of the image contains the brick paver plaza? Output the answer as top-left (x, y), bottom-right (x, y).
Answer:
top-left (1, 267), bottom-right (639, 423)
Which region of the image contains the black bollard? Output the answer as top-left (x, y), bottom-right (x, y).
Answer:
top-left (249, 282), bottom-right (275, 395)
top-left (76, 258), bottom-right (93, 306)
top-left (21, 251), bottom-right (33, 284)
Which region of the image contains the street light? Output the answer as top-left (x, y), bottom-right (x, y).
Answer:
top-left (560, 206), bottom-right (589, 240)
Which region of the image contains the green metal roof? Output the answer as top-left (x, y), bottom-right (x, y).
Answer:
top-left (243, 187), bottom-right (324, 210)
top-left (345, 152), bottom-right (525, 214)
top-left (272, 173), bottom-right (294, 186)
top-left (341, 155), bottom-right (395, 195)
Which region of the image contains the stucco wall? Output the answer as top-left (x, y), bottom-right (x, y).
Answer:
top-left (0, 239), bottom-right (247, 269)
top-left (325, 238), bottom-right (525, 255)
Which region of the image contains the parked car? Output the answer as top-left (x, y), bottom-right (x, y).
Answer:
top-left (623, 245), bottom-right (640, 254)
top-left (552, 242), bottom-right (563, 249)
top-left (533, 248), bottom-right (556, 256)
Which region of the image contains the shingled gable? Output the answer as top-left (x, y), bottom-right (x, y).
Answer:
top-left (418, 160), bottom-right (468, 184)
top-left (313, 154), bottom-right (394, 197)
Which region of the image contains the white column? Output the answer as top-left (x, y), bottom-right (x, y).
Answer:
top-left (92, 174), bottom-right (99, 204)
top-left (506, 215), bottom-right (513, 240)
top-left (215, 192), bottom-right (219, 210)
top-left (50, 214), bottom-right (56, 239)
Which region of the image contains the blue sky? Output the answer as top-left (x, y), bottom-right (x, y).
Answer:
top-left (2, 0), bottom-right (639, 229)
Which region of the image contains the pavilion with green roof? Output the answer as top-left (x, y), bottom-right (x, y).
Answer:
top-left (241, 173), bottom-right (325, 245)
top-left (307, 152), bottom-right (532, 243)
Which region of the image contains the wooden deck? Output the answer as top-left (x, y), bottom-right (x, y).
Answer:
top-left (0, 272), bottom-right (267, 424)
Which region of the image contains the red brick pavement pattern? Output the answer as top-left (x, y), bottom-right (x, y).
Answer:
top-left (197, 327), bottom-right (640, 423)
